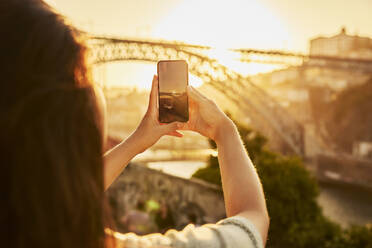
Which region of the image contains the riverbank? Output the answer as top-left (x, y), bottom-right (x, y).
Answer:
top-left (318, 181), bottom-right (372, 227)
top-left (145, 160), bottom-right (372, 227)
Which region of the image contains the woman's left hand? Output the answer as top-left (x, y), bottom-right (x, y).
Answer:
top-left (131, 75), bottom-right (184, 153)
top-left (103, 75), bottom-right (183, 189)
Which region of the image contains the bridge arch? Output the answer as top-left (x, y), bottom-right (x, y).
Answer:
top-left (89, 37), bottom-right (304, 155)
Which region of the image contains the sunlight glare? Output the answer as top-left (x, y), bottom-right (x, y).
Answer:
top-left (153, 0), bottom-right (290, 75)
top-left (93, 0), bottom-right (291, 89)
top-left (153, 0), bottom-right (291, 50)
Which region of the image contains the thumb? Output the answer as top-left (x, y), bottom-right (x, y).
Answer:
top-left (159, 122), bottom-right (182, 134)
top-left (147, 75), bottom-right (158, 115)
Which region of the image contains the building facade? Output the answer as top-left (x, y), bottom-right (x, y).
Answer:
top-left (310, 28), bottom-right (372, 59)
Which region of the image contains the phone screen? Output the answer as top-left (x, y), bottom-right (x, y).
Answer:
top-left (157, 60), bottom-right (189, 123)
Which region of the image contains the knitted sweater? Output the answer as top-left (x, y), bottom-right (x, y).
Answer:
top-left (111, 216), bottom-right (264, 248)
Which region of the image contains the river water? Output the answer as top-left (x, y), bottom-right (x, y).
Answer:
top-left (144, 160), bottom-right (372, 227)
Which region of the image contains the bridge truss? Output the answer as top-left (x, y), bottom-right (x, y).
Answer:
top-left (234, 48), bottom-right (372, 73)
top-left (90, 36), bottom-right (372, 156)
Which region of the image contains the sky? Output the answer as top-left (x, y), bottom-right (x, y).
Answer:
top-left (45, 0), bottom-right (372, 88)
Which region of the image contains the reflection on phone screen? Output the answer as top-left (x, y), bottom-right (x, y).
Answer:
top-left (158, 60), bottom-right (189, 123)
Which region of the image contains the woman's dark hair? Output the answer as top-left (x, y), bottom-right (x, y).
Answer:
top-left (0, 0), bottom-right (112, 247)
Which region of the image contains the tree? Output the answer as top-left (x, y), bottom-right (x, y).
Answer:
top-left (192, 120), bottom-right (372, 247)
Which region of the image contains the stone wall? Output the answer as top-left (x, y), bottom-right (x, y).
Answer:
top-left (107, 163), bottom-right (226, 230)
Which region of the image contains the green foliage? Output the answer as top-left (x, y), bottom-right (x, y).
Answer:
top-left (325, 78), bottom-right (372, 152)
top-left (339, 225), bottom-right (372, 248)
top-left (192, 156), bottom-right (221, 186)
top-left (192, 120), bottom-right (372, 247)
top-left (256, 152), bottom-right (337, 247)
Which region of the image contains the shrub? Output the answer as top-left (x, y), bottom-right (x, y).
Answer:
top-left (192, 120), bottom-right (372, 247)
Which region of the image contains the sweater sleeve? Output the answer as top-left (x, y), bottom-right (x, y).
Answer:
top-left (113, 216), bottom-right (264, 248)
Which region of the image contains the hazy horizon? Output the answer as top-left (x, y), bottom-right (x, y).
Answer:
top-left (44, 0), bottom-right (372, 89)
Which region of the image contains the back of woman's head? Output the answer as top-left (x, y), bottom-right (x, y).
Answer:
top-left (0, 1), bottom-right (108, 247)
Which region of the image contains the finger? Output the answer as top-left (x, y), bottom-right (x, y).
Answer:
top-left (148, 75), bottom-right (158, 114)
top-left (187, 86), bottom-right (208, 105)
top-left (166, 130), bottom-right (183, 137)
top-left (190, 86), bottom-right (209, 100)
top-left (187, 86), bottom-right (201, 104)
top-left (159, 121), bottom-right (181, 134)
top-left (177, 122), bottom-right (191, 131)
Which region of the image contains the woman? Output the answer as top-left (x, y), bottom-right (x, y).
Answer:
top-left (0, 0), bottom-right (269, 247)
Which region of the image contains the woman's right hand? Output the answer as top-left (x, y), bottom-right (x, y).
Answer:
top-left (181, 87), bottom-right (270, 245)
top-left (179, 86), bottom-right (235, 142)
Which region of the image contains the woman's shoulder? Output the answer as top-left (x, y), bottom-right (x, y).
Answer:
top-left (109, 215), bottom-right (264, 248)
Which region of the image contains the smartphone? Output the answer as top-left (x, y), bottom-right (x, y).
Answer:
top-left (157, 60), bottom-right (189, 123)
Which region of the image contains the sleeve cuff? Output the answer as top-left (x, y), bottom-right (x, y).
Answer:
top-left (217, 215), bottom-right (264, 248)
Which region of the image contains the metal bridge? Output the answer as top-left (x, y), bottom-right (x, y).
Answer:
top-left (234, 48), bottom-right (372, 73)
top-left (87, 35), bottom-right (372, 156)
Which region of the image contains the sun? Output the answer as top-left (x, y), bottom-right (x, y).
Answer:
top-left (93, 0), bottom-right (291, 89)
top-left (152, 0), bottom-right (290, 75)
top-left (153, 0), bottom-right (290, 49)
